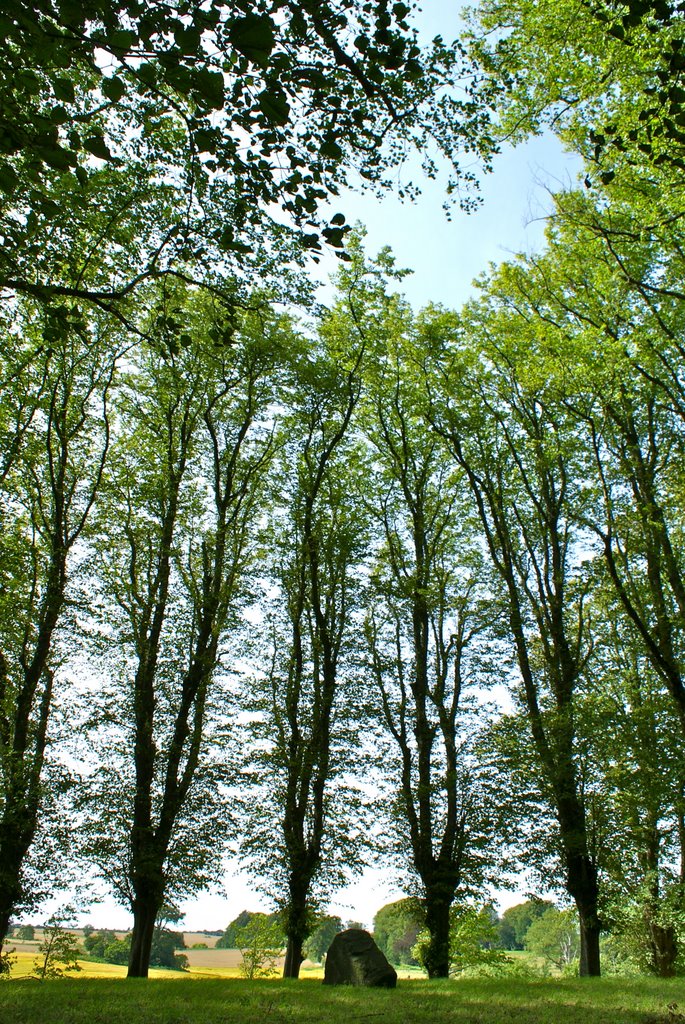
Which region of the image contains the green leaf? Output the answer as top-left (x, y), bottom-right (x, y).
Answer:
top-left (102, 76), bottom-right (126, 103)
top-left (258, 88), bottom-right (290, 126)
top-left (18, 70), bottom-right (41, 96)
top-left (229, 14), bottom-right (276, 68)
top-left (320, 140), bottom-right (344, 160)
top-left (193, 69), bottom-right (224, 110)
top-left (83, 135), bottom-right (112, 160)
top-left (40, 145), bottom-right (77, 170)
top-left (53, 77), bottom-right (75, 103)
top-left (107, 29), bottom-right (137, 54)
top-left (218, 226), bottom-right (252, 254)
top-left (0, 163), bottom-right (19, 194)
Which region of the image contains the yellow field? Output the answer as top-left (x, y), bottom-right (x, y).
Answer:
top-left (5, 950), bottom-right (328, 981)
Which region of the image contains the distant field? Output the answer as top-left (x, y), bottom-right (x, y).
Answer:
top-left (1, 975), bottom-right (684, 1024)
top-left (4, 950), bottom-right (327, 980)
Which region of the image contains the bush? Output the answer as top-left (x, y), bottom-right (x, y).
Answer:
top-left (32, 915), bottom-right (82, 981)
top-left (103, 939), bottom-right (131, 966)
top-left (234, 915), bottom-right (284, 979)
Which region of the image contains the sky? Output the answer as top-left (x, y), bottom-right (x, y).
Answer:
top-left (46, 3), bottom-right (582, 935)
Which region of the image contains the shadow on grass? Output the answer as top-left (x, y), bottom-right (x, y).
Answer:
top-left (0, 975), bottom-right (683, 1024)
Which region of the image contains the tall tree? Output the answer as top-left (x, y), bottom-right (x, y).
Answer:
top-left (362, 301), bottom-right (503, 979)
top-left (425, 308), bottom-right (604, 975)
top-left (0, 300), bottom-right (118, 953)
top-left (238, 329), bottom-right (369, 980)
top-left (80, 291), bottom-right (282, 977)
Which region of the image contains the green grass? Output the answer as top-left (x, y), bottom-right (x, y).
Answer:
top-left (1, 975), bottom-right (684, 1024)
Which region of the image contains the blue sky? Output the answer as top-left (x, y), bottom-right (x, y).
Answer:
top-left (315, 0), bottom-right (582, 312)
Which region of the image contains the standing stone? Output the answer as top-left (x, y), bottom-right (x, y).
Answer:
top-left (323, 928), bottom-right (397, 988)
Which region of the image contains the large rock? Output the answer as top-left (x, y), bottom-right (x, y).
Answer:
top-left (322, 928), bottom-right (397, 988)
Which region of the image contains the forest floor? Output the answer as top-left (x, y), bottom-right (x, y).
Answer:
top-left (0, 975), bottom-right (683, 1024)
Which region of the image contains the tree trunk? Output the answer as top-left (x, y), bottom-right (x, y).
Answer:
top-left (567, 850), bottom-right (601, 977)
top-left (423, 896), bottom-right (451, 978)
top-left (648, 921), bottom-right (677, 977)
top-left (282, 883), bottom-right (308, 979)
top-left (127, 894), bottom-right (159, 978)
top-left (0, 802), bottom-right (36, 954)
top-left (283, 935), bottom-right (305, 979)
top-left (578, 911), bottom-right (601, 977)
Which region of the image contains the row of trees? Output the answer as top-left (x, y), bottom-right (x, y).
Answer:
top-left (3, 214), bottom-right (685, 979)
top-left (3, 0), bottom-right (685, 984)
top-left (0, 0), bottom-right (494, 983)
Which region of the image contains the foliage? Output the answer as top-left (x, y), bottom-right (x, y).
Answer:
top-left (14, 924), bottom-right (35, 941)
top-left (234, 915), bottom-right (284, 980)
top-left (0, 946), bottom-right (16, 978)
top-left (101, 939), bottom-right (131, 967)
top-left (468, 0), bottom-right (685, 184)
top-left (0, 0), bottom-right (496, 332)
top-left (524, 908), bottom-right (580, 973)
top-left (216, 911), bottom-right (255, 950)
top-left (303, 915), bottom-right (343, 964)
top-left (149, 927), bottom-right (188, 972)
top-left (83, 929), bottom-right (117, 958)
top-left (374, 901), bottom-right (422, 966)
top-left (373, 900), bottom-right (422, 966)
top-left (498, 902), bottom-right (556, 951)
top-left (32, 914), bottom-right (82, 980)
top-left (413, 904), bottom-right (508, 976)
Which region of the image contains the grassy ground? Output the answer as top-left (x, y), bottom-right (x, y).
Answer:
top-left (1, 974), bottom-right (684, 1024)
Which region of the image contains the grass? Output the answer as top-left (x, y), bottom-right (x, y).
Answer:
top-left (1, 973), bottom-right (684, 1024)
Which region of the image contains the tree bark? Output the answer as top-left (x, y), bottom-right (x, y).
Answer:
top-left (423, 893), bottom-right (452, 978)
top-left (282, 875), bottom-right (310, 979)
top-left (127, 892), bottom-right (160, 978)
top-left (283, 935), bottom-right (305, 979)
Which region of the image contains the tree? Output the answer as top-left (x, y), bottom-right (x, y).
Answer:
top-left (524, 907), bottom-right (580, 972)
top-left (78, 291), bottom-right (282, 978)
top-left (358, 275), bottom-right (506, 978)
top-left (0, 299), bottom-right (119, 955)
top-left (373, 900), bottom-right (422, 966)
top-left (216, 910), bottom-right (254, 950)
top-left (32, 913), bottom-right (82, 980)
top-left (149, 927), bottom-right (188, 972)
top-left (468, 0), bottom-right (685, 184)
top-left (14, 923), bottom-right (35, 941)
top-left (425, 305), bottom-right (605, 975)
top-left (83, 928), bottom-right (117, 957)
top-left (234, 914), bottom-right (284, 980)
top-left (498, 901), bottom-right (554, 951)
top-left (415, 904), bottom-right (507, 976)
top-left (466, 188), bottom-right (685, 969)
top-left (238, 328), bottom-right (370, 979)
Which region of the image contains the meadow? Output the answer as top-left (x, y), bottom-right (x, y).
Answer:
top-left (1, 972), bottom-right (684, 1024)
